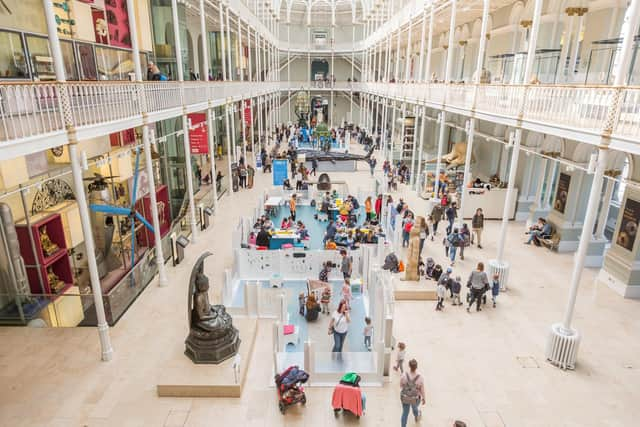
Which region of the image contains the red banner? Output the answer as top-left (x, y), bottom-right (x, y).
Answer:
top-left (188, 113), bottom-right (208, 154)
top-left (244, 99), bottom-right (251, 127)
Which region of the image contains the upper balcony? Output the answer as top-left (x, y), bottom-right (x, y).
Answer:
top-left (0, 81), bottom-right (279, 161)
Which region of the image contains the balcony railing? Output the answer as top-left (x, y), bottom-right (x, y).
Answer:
top-left (355, 82), bottom-right (640, 142)
top-left (0, 80), bottom-right (638, 153)
top-left (0, 81), bottom-right (279, 146)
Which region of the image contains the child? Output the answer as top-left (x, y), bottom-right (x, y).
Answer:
top-left (393, 342), bottom-right (406, 373)
top-left (436, 280), bottom-right (446, 311)
top-left (451, 276), bottom-right (462, 306)
top-left (298, 293), bottom-right (305, 316)
top-left (425, 257), bottom-right (435, 279)
top-left (342, 279), bottom-right (352, 308)
top-left (491, 274), bottom-right (500, 307)
top-left (432, 264), bottom-right (443, 282)
top-left (320, 287), bottom-right (331, 314)
top-left (364, 317), bottom-right (373, 351)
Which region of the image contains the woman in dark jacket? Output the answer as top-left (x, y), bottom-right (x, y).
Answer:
top-left (471, 208), bottom-right (484, 249)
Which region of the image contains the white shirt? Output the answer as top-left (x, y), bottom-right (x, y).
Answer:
top-left (332, 311), bottom-right (349, 334)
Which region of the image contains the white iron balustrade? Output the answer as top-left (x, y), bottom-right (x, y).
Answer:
top-left (0, 84), bottom-right (64, 142)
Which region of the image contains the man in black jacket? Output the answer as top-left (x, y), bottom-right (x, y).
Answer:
top-left (255, 227), bottom-right (271, 247)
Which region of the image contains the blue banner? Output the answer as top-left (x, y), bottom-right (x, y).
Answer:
top-left (272, 159), bottom-right (289, 185)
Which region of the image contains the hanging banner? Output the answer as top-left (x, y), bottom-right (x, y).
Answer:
top-left (188, 113), bottom-right (208, 154)
top-left (272, 159), bottom-right (288, 186)
top-left (553, 173), bottom-right (571, 214)
top-left (616, 197), bottom-right (640, 251)
top-left (244, 99), bottom-right (251, 128)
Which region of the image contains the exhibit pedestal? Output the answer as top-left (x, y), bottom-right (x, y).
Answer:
top-left (515, 197), bottom-right (535, 221)
top-left (461, 188), bottom-right (518, 220)
top-left (157, 317), bottom-right (258, 398)
top-left (583, 238), bottom-right (608, 268)
top-left (394, 279), bottom-right (437, 300)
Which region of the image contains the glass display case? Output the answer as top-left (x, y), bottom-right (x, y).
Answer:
top-left (0, 30), bottom-right (29, 79)
top-left (487, 49), bottom-right (561, 84)
top-left (584, 36), bottom-right (640, 85)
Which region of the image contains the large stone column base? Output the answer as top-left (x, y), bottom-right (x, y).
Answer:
top-left (598, 269), bottom-right (640, 299)
top-left (582, 238), bottom-right (608, 268)
top-left (515, 198), bottom-right (535, 221)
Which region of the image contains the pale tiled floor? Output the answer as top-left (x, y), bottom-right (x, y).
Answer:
top-left (1, 144), bottom-right (640, 427)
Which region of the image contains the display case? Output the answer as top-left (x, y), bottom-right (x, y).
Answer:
top-left (15, 213), bottom-right (73, 295)
top-left (44, 201), bottom-right (83, 248)
top-left (584, 36), bottom-right (640, 85)
top-left (401, 116), bottom-right (416, 162)
top-left (136, 184), bottom-right (171, 247)
top-left (487, 49), bottom-right (561, 84)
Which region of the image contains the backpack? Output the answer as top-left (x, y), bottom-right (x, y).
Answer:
top-left (404, 221), bottom-right (413, 233)
top-left (448, 233), bottom-right (460, 247)
top-left (400, 373), bottom-right (421, 404)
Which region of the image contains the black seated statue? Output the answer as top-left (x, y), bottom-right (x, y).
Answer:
top-left (185, 252), bottom-right (240, 364)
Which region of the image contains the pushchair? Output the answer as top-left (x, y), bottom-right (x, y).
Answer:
top-left (332, 372), bottom-right (365, 419)
top-left (275, 365), bottom-right (309, 414)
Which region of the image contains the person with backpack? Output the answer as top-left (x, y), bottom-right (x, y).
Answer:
top-left (459, 223), bottom-right (471, 260)
top-left (447, 228), bottom-right (461, 266)
top-left (400, 359), bottom-right (425, 427)
top-left (445, 202), bottom-right (457, 235)
top-left (402, 212), bottom-right (415, 248)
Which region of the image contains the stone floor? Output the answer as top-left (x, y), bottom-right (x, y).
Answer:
top-left (1, 143), bottom-right (639, 427)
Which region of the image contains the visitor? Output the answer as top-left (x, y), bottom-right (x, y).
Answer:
top-left (436, 279), bottom-right (446, 311)
top-left (280, 217), bottom-right (292, 230)
top-left (438, 169), bottom-right (448, 197)
top-left (363, 317), bottom-right (373, 351)
top-left (452, 275), bottom-right (462, 305)
top-left (283, 178), bottom-right (292, 190)
top-left (320, 286), bottom-right (332, 315)
top-left (311, 158), bottom-right (318, 176)
top-left (467, 262), bottom-right (490, 312)
top-left (368, 156), bottom-right (377, 177)
top-left (263, 154), bottom-right (272, 172)
top-left (238, 163), bottom-right (247, 188)
top-left (393, 342), bottom-right (407, 373)
top-left (418, 217), bottom-right (428, 257)
top-left (402, 213), bottom-right (414, 248)
top-left (247, 164), bottom-right (255, 188)
top-left (289, 194), bottom-right (297, 221)
top-left (446, 202), bottom-right (457, 235)
top-left (472, 208), bottom-right (484, 249)
top-left (459, 223), bottom-right (471, 260)
top-left (431, 204), bottom-right (443, 235)
top-left (525, 217), bottom-right (552, 245)
top-left (426, 215), bottom-right (435, 241)
top-left (342, 279), bottom-right (352, 308)
top-left (324, 220), bottom-right (337, 243)
top-left (438, 267), bottom-right (453, 298)
top-left (491, 273), bottom-right (500, 308)
top-left (255, 227), bottom-right (271, 248)
top-left (340, 249), bottom-right (353, 279)
top-left (319, 261), bottom-right (331, 282)
top-left (432, 264), bottom-right (443, 281)
top-left (297, 222), bottom-right (309, 240)
top-left (295, 169), bottom-right (303, 190)
top-left (364, 196), bottom-right (373, 221)
top-left (328, 300), bottom-right (350, 353)
top-left (447, 228), bottom-right (461, 265)
top-left (375, 194), bottom-right (383, 220)
top-left (298, 293), bottom-right (306, 316)
top-left (399, 359), bottom-right (425, 427)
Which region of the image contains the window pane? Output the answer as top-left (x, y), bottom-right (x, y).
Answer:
top-left (77, 43), bottom-right (97, 80)
top-left (0, 31), bottom-right (29, 78)
top-left (26, 35), bottom-right (55, 81)
top-left (60, 41), bottom-right (78, 81)
top-left (96, 46), bottom-right (133, 80)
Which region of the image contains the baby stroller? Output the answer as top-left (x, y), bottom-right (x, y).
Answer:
top-left (275, 365), bottom-right (309, 414)
top-left (332, 372), bottom-right (365, 419)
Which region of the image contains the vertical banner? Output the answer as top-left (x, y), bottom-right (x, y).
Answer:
top-left (272, 159), bottom-right (289, 186)
top-left (616, 197), bottom-right (640, 251)
top-left (188, 113), bottom-right (209, 154)
top-left (244, 99), bottom-right (251, 128)
top-left (553, 173), bottom-right (571, 214)
top-left (105, 0), bottom-right (131, 48)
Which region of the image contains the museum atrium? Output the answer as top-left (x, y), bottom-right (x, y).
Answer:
top-left (0, 0), bottom-right (639, 425)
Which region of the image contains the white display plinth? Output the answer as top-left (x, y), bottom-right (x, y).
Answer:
top-left (461, 187), bottom-right (518, 220)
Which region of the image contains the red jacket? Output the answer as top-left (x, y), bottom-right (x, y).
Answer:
top-left (375, 198), bottom-right (382, 216)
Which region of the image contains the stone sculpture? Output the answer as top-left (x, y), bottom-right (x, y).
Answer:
top-left (185, 252), bottom-right (240, 364)
top-left (402, 218), bottom-right (423, 282)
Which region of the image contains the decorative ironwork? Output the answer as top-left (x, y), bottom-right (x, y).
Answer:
top-left (31, 179), bottom-right (75, 215)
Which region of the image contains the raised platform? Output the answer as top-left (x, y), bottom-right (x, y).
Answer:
top-left (156, 317), bottom-right (258, 398)
top-left (394, 280), bottom-right (437, 300)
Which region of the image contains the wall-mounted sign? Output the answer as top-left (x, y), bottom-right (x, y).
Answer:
top-left (553, 173), bottom-right (571, 214)
top-left (616, 197), bottom-right (640, 252)
top-left (272, 160), bottom-right (288, 186)
top-left (188, 113), bottom-right (208, 154)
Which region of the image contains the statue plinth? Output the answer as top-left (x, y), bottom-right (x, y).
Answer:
top-left (185, 252), bottom-right (241, 364)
